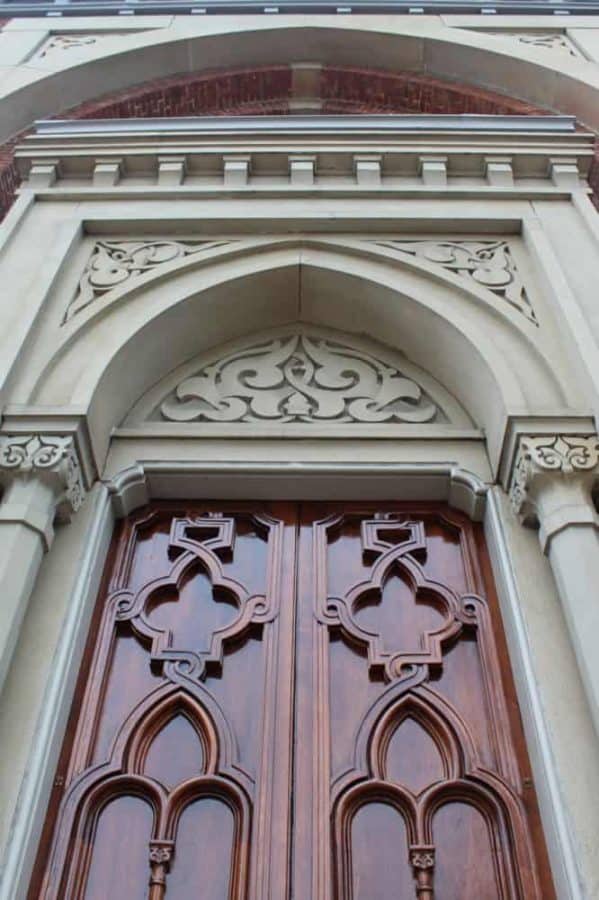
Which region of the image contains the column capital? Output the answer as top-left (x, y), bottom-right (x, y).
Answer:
top-left (0, 433), bottom-right (86, 521)
top-left (509, 434), bottom-right (599, 536)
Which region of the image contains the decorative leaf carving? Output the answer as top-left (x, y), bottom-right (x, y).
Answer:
top-left (65, 239), bottom-right (231, 322)
top-left (159, 333), bottom-right (441, 425)
top-left (35, 34), bottom-right (99, 59)
top-left (510, 433), bottom-right (599, 523)
top-left (0, 433), bottom-right (86, 514)
top-left (483, 30), bottom-right (582, 57)
top-left (375, 240), bottom-right (537, 324)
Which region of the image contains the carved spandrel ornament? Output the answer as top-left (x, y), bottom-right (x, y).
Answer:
top-left (35, 34), bottom-right (100, 59)
top-left (158, 333), bottom-right (443, 425)
top-left (375, 240), bottom-right (537, 325)
top-left (0, 434), bottom-right (86, 518)
top-left (482, 31), bottom-right (583, 58)
top-left (64, 239), bottom-right (232, 323)
top-left (510, 434), bottom-right (599, 526)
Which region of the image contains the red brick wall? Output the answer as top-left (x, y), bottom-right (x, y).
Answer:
top-left (0, 64), bottom-right (582, 219)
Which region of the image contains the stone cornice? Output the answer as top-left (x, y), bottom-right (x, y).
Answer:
top-left (3, 1), bottom-right (599, 16)
top-left (0, 434), bottom-right (86, 520)
top-left (14, 117), bottom-right (594, 194)
top-left (509, 434), bottom-right (599, 527)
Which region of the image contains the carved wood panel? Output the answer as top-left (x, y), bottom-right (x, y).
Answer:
top-left (293, 503), bottom-right (555, 900)
top-left (31, 503), bottom-right (297, 900)
top-left (31, 502), bottom-right (554, 899)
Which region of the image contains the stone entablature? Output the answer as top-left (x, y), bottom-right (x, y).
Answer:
top-left (14, 116), bottom-right (593, 196)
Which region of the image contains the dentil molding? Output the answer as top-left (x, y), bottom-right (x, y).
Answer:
top-left (0, 434), bottom-right (86, 519)
top-left (509, 434), bottom-right (599, 526)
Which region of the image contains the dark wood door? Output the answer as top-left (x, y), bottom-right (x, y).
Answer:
top-left (31, 502), bottom-right (554, 900)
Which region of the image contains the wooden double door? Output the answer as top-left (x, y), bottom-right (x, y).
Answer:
top-left (32, 502), bottom-right (554, 899)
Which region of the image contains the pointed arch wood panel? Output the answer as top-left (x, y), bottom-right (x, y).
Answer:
top-left (295, 502), bottom-right (555, 900)
top-left (30, 502), bottom-right (297, 900)
top-left (31, 501), bottom-right (554, 899)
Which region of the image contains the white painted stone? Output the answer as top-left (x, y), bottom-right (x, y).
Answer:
top-left (485, 155), bottom-right (514, 186)
top-left (223, 154), bottom-right (250, 186)
top-left (419, 155), bottom-right (447, 187)
top-left (157, 155), bottom-right (186, 186)
top-left (92, 158), bottom-right (122, 186)
top-left (353, 154), bottom-right (381, 185)
top-left (289, 154), bottom-right (316, 185)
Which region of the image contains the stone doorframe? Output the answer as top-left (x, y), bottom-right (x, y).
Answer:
top-left (0, 447), bottom-right (596, 900)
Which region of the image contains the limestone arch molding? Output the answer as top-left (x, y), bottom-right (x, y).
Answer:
top-left (17, 239), bottom-right (575, 471)
top-left (3, 20), bottom-right (599, 142)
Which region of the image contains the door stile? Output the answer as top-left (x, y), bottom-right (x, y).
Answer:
top-left (292, 505), bottom-right (326, 900)
top-left (248, 503), bottom-right (298, 900)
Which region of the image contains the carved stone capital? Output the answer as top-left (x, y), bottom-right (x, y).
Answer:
top-left (509, 434), bottom-right (599, 527)
top-left (0, 434), bottom-right (86, 520)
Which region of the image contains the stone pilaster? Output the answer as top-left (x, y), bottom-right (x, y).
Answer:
top-left (0, 434), bottom-right (87, 693)
top-left (509, 434), bottom-right (599, 736)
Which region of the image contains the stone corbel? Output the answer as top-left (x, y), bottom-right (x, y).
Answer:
top-left (509, 433), bottom-right (599, 551)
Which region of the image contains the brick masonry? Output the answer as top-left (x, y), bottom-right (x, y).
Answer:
top-left (0, 64), bottom-right (596, 217)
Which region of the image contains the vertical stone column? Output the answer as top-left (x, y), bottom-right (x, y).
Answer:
top-left (0, 434), bottom-right (86, 694)
top-left (509, 434), bottom-right (599, 738)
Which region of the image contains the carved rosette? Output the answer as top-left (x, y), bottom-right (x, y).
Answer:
top-left (0, 434), bottom-right (86, 518)
top-left (509, 434), bottom-right (599, 525)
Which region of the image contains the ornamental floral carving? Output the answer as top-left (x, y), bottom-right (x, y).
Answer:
top-left (410, 846), bottom-right (435, 899)
top-left (65, 239), bottom-right (231, 322)
top-left (35, 35), bottom-right (99, 59)
top-left (510, 434), bottom-right (599, 521)
top-left (483, 31), bottom-right (582, 58)
top-left (159, 332), bottom-right (442, 425)
top-left (375, 240), bottom-right (537, 324)
top-left (0, 434), bottom-right (86, 514)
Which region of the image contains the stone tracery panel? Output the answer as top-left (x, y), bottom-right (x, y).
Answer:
top-left (374, 240), bottom-right (537, 325)
top-left (155, 331), bottom-right (446, 426)
top-left (64, 239), bottom-right (234, 322)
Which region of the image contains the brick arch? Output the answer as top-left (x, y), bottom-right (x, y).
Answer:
top-left (0, 64), bottom-right (569, 220)
top-left (65, 65), bottom-right (542, 120)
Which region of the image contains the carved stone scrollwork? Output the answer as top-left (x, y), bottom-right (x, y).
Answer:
top-left (159, 333), bottom-right (441, 425)
top-left (483, 31), bottom-right (582, 57)
top-left (410, 846), bottom-right (435, 899)
top-left (510, 434), bottom-right (599, 526)
top-left (36, 34), bottom-right (99, 59)
top-left (375, 240), bottom-right (537, 324)
top-left (65, 239), bottom-right (231, 322)
top-left (0, 434), bottom-right (86, 518)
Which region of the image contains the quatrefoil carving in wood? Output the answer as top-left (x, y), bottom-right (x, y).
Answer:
top-left (319, 516), bottom-right (480, 682)
top-left (113, 515), bottom-right (275, 683)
